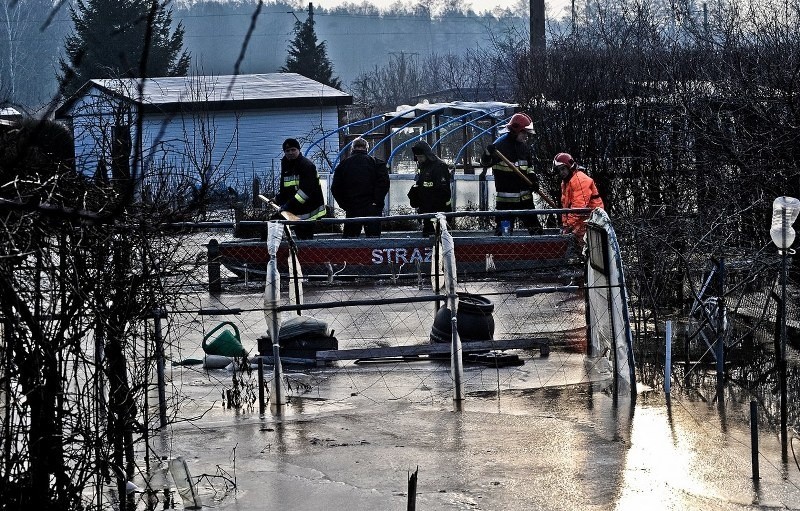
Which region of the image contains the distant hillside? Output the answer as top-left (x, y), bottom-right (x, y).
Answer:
top-left (173, 1), bottom-right (527, 88)
top-left (0, 0), bottom-right (526, 112)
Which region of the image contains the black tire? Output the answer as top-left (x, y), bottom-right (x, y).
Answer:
top-left (456, 292), bottom-right (494, 314)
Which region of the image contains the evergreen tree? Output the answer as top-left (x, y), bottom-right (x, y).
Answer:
top-left (282, 3), bottom-right (342, 89)
top-left (58, 0), bottom-right (190, 98)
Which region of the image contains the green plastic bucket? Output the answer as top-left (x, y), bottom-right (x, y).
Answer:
top-left (202, 322), bottom-right (246, 357)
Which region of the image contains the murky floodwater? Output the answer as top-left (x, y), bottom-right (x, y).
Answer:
top-left (149, 364), bottom-right (800, 511)
top-left (135, 274), bottom-right (800, 510)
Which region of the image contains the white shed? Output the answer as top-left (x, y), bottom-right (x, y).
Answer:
top-left (54, 73), bottom-right (352, 194)
top-left (0, 106), bottom-right (22, 121)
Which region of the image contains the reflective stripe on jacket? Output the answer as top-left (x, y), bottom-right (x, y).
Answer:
top-left (496, 190), bottom-right (533, 203)
top-left (276, 154), bottom-right (325, 218)
top-left (481, 133), bottom-right (539, 204)
top-left (296, 205), bottom-right (327, 220)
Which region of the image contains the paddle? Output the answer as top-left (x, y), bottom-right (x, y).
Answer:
top-left (283, 225), bottom-right (304, 315)
top-left (257, 194), bottom-right (301, 222)
top-left (491, 148), bottom-right (558, 208)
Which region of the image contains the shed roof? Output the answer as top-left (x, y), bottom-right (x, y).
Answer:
top-left (0, 106), bottom-right (22, 120)
top-left (55, 73), bottom-right (352, 118)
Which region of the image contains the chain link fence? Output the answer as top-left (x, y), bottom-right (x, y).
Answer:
top-left (159, 209), bottom-right (610, 409)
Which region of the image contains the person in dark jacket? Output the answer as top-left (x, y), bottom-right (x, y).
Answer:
top-left (480, 112), bottom-right (544, 236)
top-left (408, 141), bottom-right (452, 235)
top-left (274, 138), bottom-right (326, 239)
top-left (331, 137), bottom-right (390, 237)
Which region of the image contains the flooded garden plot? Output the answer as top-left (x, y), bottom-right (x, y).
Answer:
top-left (164, 263), bottom-right (593, 406)
top-left (7, 211), bottom-right (795, 510)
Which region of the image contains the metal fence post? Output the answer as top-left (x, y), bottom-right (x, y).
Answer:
top-left (715, 258), bottom-right (725, 388)
top-left (665, 320), bottom-right (672, 395)
top-left (258, 357), bottom-right (265, 415)
top-left (750, 400), bottom-right (759, 481)
top-left (779, 246), bottom-right (788, 460)
top-left (208, 238), bottom-right (221, 294)
top-left (153, 308), bottom-right (168, 429)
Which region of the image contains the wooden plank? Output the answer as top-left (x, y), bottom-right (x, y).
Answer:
top-left (250, 356), bottom-right (318, 367)
top-left (316, 338), bottom-right (549, 362)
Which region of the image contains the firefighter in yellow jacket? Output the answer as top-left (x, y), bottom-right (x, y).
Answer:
top-left (554, 152), bottom-right (604, 245)
top-left (408, 141), bottom-right (452, 235)
top-left (274, 138), bottom-right (326, 239)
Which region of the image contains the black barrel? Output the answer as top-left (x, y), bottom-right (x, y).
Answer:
top-left (430, 293), bottom-right (495, 343)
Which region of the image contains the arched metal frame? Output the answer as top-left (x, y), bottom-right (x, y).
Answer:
top-left (451, 116), bottom-right (512, 168)
top-left (307, 103), bottom-right (517, 173)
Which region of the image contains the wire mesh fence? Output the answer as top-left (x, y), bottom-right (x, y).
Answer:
top-left (7, 204), bottom-right (798, 509)
top-left (160, 210), bottom-right (607, 410)
top-left (153, 204), bottom-right (800, 418)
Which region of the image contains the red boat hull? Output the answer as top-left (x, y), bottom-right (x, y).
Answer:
top-left (218, 232), bottom-right (575, 278)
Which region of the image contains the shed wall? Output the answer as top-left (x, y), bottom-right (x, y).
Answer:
top-left (67, 90), bottom-right (341, 193)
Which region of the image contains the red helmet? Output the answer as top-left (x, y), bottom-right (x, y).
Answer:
top-left (553, 152), bottom-right (576, 171)
top-left (506, 113), bottom-right (535, 134)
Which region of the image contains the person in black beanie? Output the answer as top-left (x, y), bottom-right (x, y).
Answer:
top-left (408, 140), bottom-right (451, 235)
top-left (273, 138), bottom-right (325, 239)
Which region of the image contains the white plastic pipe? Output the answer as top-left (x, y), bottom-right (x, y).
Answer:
top-left (437, 214), bottom-right (464, 401)
top-left (264, 222), bottom-right (287, 406)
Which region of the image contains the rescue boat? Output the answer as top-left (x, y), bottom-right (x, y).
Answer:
top-left (216, 228), bottom-right (576, 280)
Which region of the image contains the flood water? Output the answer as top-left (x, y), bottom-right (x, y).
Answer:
top-left (154, 362), bottom-right (800, 510)
top-left (140, 274), bottom-right (800, 511)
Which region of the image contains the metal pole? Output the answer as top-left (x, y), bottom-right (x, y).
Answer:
top-left (750, 400), bottom-right (760, 481)
top-left (207, 239), bottom-right (221, 294)
top-left (450, 293), bottom-right (463, 402)
top-left (270, 307), bottom-right (286, 407)
top-left (715, 258), bottom-right (726, 389)
top-left (478, 168), bottom-right (488, 212)
top-left (440, 219), bottom-right (464, 402)
top-left (285, 226), bottom-right (303, 316)
top-left (434, 222), bottom-right (442, 312)
top-left (608, 283), bottom-right (619, 400)
top-left (258, 358), bottom-right (265, 415)
top-left (289, 250), bottom-right (302, 316)
top-left (153, 308), bottom-right (168, 429)
top-left (2, 317), bottom-right (12, 474)
top-left (665, 320), bottom-right (672, 395)
top-left (407, 466), bottom-right (418, 511)
top-left (779, 221), bottom-right (788, 460)
top-left (264, 221), bottom-right (287, 407)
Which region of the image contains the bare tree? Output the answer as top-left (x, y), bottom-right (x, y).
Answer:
top-left (0, 58), bottom-right (241, 511)
top-left (0, 112), bottom-right (210, 508)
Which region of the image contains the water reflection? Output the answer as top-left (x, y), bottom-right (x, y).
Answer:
top-left (617, 405), bottom-right (713, 509)
top-left (658, 362), bottom-right (797, 433)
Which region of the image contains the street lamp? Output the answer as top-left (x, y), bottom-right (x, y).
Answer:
top-left (769, 196), bottom-right (799, 459)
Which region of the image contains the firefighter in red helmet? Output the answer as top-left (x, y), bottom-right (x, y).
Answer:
top-left (480, 112), bottom-right (544, 236)
top-left (554, 152), bottom-right (604, 246)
